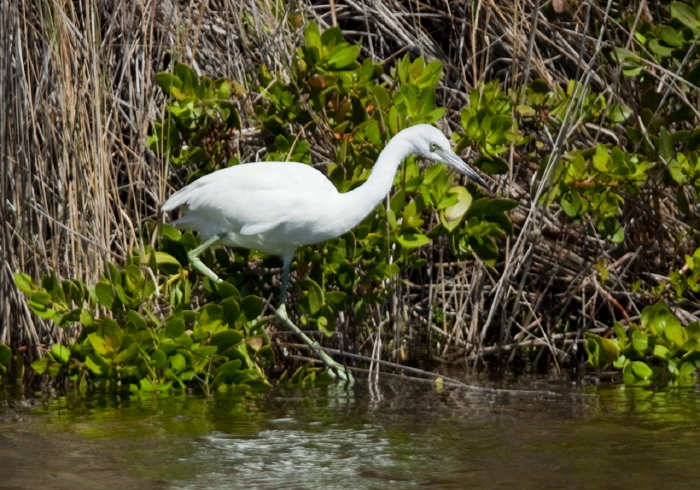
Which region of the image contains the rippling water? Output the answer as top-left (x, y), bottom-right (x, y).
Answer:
top-left (2, 378), bottom-right (700, 489)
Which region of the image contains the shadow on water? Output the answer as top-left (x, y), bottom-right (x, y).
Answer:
top-left (2, 377), bottom-right (700, 489)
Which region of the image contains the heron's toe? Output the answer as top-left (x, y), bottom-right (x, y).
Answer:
top-left (332, 364), bottom-right (354, 386)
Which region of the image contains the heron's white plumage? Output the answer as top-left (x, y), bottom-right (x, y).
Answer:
top-left (163, 124), bottom-right (488, 289)
top-left (164, 161), bottom-right (343, 254)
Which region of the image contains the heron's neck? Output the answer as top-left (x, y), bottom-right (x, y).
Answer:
top-left (340, 135), bottom-right (416, 229)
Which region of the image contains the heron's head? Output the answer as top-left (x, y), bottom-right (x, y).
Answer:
top-left (412, 124), bottom-right (490, 191)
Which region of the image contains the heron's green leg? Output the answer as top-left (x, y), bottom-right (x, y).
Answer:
top-left (188, 235), bottom-right (223, 283)
top-left (276, 304), bottom-right (354, 386)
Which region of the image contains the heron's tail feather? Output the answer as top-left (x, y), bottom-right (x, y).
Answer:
top-left (162, 185), bottom-right (197, 212)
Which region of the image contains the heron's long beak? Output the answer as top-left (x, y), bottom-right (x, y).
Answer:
top-left (439, 149), bottom-right (491, 191)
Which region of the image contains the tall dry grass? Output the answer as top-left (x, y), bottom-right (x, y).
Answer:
top-left (0, 0), bottom-right (280, 358)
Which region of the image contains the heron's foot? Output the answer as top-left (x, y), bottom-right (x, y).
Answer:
top-left (274, 305), bottom-right (354, 386)
top-left (319, 349), bottom-right (354, 385)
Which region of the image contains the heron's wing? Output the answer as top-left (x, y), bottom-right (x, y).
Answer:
top-left (240, 219), bottom-right (291, 235)
top-left (163, 161), bottom-right (338, 238)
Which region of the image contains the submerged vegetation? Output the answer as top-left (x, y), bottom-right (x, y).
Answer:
top-left (2, 1), bottom-right (700, 391)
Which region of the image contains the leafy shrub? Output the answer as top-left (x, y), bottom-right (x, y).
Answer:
top-left (586, 301), bottom-right (700, 385)
top-left (670, 246), bottom-right (700, 299)
top-left (13, 231), bottom-right (272, 394)
top-left (580, 2), bottom-right (700, 380)
top-left (454, 80), bottom-right (524, 173)
top-left (545, 145), bottom-right (651, 243)
top-left (147, 64), bottom-right (243, 175)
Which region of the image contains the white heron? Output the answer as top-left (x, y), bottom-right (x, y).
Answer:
top-left (162, 123), bottom-right (489, 383)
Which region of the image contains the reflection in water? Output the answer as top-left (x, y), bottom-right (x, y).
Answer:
top-left (1, 380), bottom-right (700, 489)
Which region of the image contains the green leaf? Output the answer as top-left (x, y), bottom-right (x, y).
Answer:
top-left (174, 332), bottom-right (193, 350)
top-left (600, 336), bottom-right (621, 362)
top-left (374, 261), bottom-right (400, 279)
top-left (613, 354), bottom-right (627, 370)
top-left (585, 333), bottom-right (621, 367)
top-left (217, 282), bottom-right (241, 300)
top-left (28, 300), bottom-right (57, 320)
top-left (50, 344), bottom-right (71, 365)
top-left (31, 358), bottom-right (50, 375)
top-left (210, 330), bottom-right (244, 353)
top-left (216, 79), bottom-right (232, 99)
top-left (174, 64), bottom-right (199, 97)
top-left (592, 145), bottom-right (609, 172)
top-left (608, 104), bottom-right (632, 124)
top-left (165, 318), bottom-right (186, 338)
top-left (631, 329), bottom-right (649, 353)
top-left (517, 104), bottom-right (536, 117)
top-left (326, 44), bottom-right (361, 70)
top-left (139, 378), bottom-right (155, 391)
top-left (220, 297), bottom-right (241, 326)
top-left (13, 273), bottom-right (36, 294)
top-left (95, 281), bottom-right (115, 309)
top-left (325, 291), bottom-right (347, 310)
top-left (305, 278), bottom-right (324, 314)
top-left (679, 361), bottom-right (699, 377)
top-left (239, 296), bottom-right (264, 323)
top-left (85, 354), bottom-right (107, 376)
top-left (99, 318), bottom-right (122, 353)
top-left (274, 134), bottom-right (291, 152)
top-left (596, 216), bottom-right (624, 244)
top-left (630, 360), bottom-right (653, 379)
top-left (444, 186), bottom-right (472, 222)
top-left (114, 342), bottom-right (140, 365)
top-left (61, 308), bottom-right (82, 324)
top-left (0, 344), bottom-right (12, 366)
top-left (648, 39), bottom-right (675, 57)
top-left (659, 127), bottom-right (674, 162)
top-left (154, 251), bottom-right (182, 267)
top-left (641, 301), bottom-right (681, 336)
top-left (670, 2), bottom-right (700, 30)
top-left (560, 190), bottom-right (585, 218)
top-left (304, 22), bottom-right (322, 52)
top-left (585, 336), bottom-right (601, 366)
top-left (170, 353), bottom-right (187, 373)
top-left (652, 344), bottom-right (672, 359)
top-left (664, 321), bottom-right (685, 348)
top-left (613, 322), bottom-right (628, 344)
top-left (30, 291), bottom-right (51, 305)
top-left (474, 155), bottom-right (509, 174)
top-left (155, 73), bottom-right (184, 99)
top-left (466, 197), bottom-right (517, 217)
top-left (194, 345), bottom-right (218, 357)
top-left (151, 349), bottom-right (167, 368)
top-left (216, 360), bottom-right (243, 384)
top-left (87, 333), bottom-right (107, 356)
top-left (126, 310), bottom-right (147, 331)
top-left (199, 304), bottom-right (223, 330)
top-left (396, 231), bottom-right (430, 249)
top-left (659, 25), bottom-right (683, 47)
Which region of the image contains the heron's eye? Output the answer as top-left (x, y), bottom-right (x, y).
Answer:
top-left (430, 142), bottom-right (439, 151)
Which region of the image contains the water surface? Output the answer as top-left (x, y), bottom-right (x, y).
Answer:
top-left (2, 378), bottom-right (700, 489)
